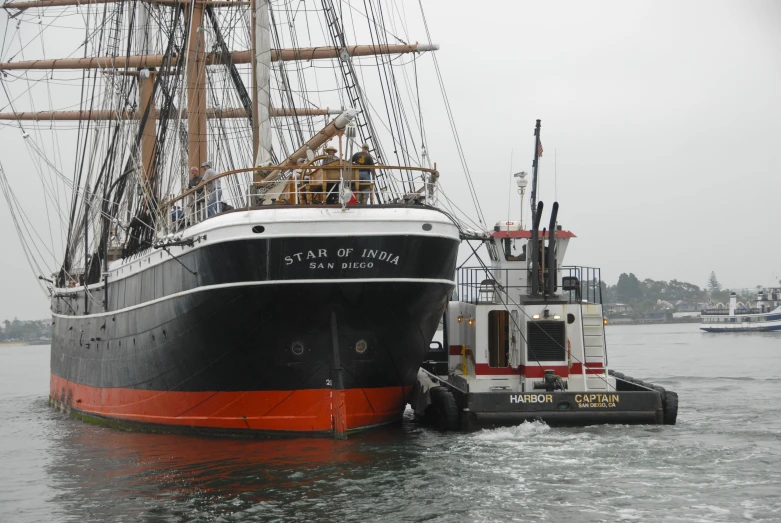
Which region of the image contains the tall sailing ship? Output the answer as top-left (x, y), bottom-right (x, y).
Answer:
top-left (0, 0), bottom-right (468, 436)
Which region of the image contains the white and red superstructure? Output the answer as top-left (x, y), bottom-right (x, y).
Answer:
top-left (445, 221), bottom-right (614, 396)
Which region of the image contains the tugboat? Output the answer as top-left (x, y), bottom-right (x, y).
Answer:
top-left (412, 121), bottom-right (678, 430)
top-left (700, 289), bottom-right (781, 332)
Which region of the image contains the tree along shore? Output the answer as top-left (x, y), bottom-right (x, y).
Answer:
top-left (602, 272), bottom-right (769, 321)
top-left (1, 318), bottom-right (52, 344)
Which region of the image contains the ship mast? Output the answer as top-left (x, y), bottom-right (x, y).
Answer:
top-left (186, 0), bottom-right (207, 174)
top-left (254, 0), bottom-right (271, 170)
top-left (0, 0), bottom-right (438, 154)
top-left (136, 3), bottom-right (157, 183)
top-left (249, 0), bottom-right (259, 158)
top-left (0, 0), bottom-right (440, 249)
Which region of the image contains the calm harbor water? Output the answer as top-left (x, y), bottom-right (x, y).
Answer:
top-left (1, 323), bottom-right (780, 522)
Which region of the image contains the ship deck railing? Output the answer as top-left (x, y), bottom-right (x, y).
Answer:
top-left (455, 266), bottom-right (603, 305)
top-left (162, 162), bottom-right (439, 232)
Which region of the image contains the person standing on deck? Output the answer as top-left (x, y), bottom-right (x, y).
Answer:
top-left (187, 166), bottom-right (205, 222)
top-left (351, 144), bottom-right (375, 204)
top-left (322, 145), bottom-right (339, 164)
top-left (201, 161), bottom-right (222, 217)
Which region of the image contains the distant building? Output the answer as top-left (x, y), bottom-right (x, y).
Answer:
top-left (674, 301), bottom-right (700, 312)
top-left (606, 303), bottom-right (632, 314)
top-left (642, 310), bottom-right (668, 323)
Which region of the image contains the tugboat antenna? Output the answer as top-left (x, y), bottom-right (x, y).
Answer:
top-left (530, 119), bottom-right (543, 215)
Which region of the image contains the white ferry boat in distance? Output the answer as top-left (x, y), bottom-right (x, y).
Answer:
top-left (700, 289), bottom-right (781, 332)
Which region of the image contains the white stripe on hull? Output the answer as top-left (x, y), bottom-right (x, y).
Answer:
top-left (52, 277), bottom-right (456, 320)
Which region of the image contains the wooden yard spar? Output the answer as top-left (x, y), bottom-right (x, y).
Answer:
top-left (0, 0), bottom-right (437, 187)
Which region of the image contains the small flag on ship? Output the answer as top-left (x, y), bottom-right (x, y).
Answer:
top-left (538, 141), bottom-right (544, 157)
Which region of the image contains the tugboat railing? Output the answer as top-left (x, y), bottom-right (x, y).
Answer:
top-left (455, 266), bottom-right (603, 305)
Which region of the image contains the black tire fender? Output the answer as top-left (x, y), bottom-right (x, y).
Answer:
top-left (663, 390), bottom-right (679, 425)
top-left (429, 386), bottom-right (460, 431)
top-left (651, 385), bottom-right (667, 404)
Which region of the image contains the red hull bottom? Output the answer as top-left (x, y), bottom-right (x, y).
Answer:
top-left (50, 374), bottom-right (411, 435)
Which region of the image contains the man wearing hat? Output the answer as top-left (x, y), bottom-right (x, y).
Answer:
top-left (201, 160), bottom-right (222, 217)
top-left (322, 144), bottom-right (339, 165)
top-left (351, 144), bottom-right (375, 204)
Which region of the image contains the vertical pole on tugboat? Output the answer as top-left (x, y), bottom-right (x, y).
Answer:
top-left (541, 227), bottom-right (546, 295)
top-left (530, 201), bottom-right (544, 295)
top-left (530, 119), bottom-right (542, 216)
top-left (520, 189), bottom-right (524, 229)
top-left (330, 310), bottom-right (347, 439)
top-left (514, 172), bottom-right (527, 229)
top-left (547, 202), bottom-right (559, 297)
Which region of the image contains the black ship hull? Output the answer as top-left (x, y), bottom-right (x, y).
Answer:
top-left (50, 208), bottom-right (460, 435)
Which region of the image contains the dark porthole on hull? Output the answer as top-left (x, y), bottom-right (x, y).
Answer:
top-left (355, 340), bottom-right (368, 354)
top-left (422, 223), bottom-right (432, 231)
top-left (252, 225), bottom-right (265, 234)
top-left (291, 342), bottom-right (304, 356)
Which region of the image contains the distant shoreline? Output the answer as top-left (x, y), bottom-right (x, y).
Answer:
top-left (606, 318), bottom-right (701, 326)
top-left (0, 340), bottom-right (51, 347)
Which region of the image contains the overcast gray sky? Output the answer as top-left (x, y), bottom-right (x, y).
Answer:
top-left (1, 0), bottom-right (780, 320)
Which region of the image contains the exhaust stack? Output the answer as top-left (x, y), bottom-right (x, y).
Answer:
top-left (547, 202), bottom-right (559, 296)
top-left (531, 201), bottom-right (544, 295)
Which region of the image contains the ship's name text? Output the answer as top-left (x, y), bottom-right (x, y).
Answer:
top-left (285, 248), bottom-right (401, 268)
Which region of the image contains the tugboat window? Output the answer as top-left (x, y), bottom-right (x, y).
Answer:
top-left (488, 310), bottom-right (510, 368)
top-left (502, 239), bottom-right (525, 261)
